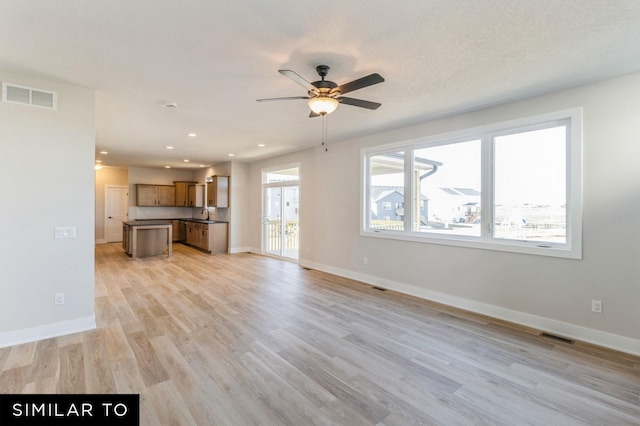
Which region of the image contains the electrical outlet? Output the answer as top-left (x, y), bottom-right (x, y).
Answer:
top-left (363, 257), bottom-right (368, 265)
top-left (55, 293), bottom-right (65, 305)
top-left (591, 300), bottom-right (602, 314)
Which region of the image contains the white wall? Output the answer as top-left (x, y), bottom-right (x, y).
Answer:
top-left (0, 70), bottom-right (96, 346)
top-left (230, 161), bottom-right (250, 252)
top-left (247, 72), bottom-right (640, 355)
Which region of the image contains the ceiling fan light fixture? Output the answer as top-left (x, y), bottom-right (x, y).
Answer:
top-left (308, 96), bottom-right (339, 115)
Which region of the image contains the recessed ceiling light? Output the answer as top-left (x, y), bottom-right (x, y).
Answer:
top-left (94, 164), bottom-right (103, 170)
top-left (258, 144), bottom-right (265, 147)
top-left (95, 160), bottom-right (103, 163)
top-left (183, 159), bottom-right (189, 163)
top-left (228, 153), bottom-right (235, 157)
top-left (166, 146), bottom-right (174, 150)
top-left (188, 133), bottom-right (197, 137)
top-left (100, 151), bottom-right (108, 155)
top-left (199, 165), bottom-right (206, 167)
top-left (165, 165), bottom-right (171, 168)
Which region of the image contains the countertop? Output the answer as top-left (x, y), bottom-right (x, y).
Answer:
top-left (124, 218), bottom-right (228, 226)
top-left (123, 220), bottom-right (173, 226)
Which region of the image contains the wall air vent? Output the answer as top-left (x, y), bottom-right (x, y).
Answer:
top-left (540, 332), bottom-right (575, 344)
top-left (2, 82), bottom-right (57, 110)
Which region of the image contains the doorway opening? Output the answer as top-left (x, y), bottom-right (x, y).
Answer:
top-left (262, 166), bottom-right (299, 260)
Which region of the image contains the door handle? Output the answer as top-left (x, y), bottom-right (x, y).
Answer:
top-left (108, 216), bottom-right (112, 219)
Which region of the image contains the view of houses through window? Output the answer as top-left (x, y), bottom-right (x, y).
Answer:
top-left (414, 139), bottom-right (481, 237)
top-left (369, 151), bottom-right (405, 230)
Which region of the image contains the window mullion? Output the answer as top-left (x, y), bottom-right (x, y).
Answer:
top-left (481, 133), bottom-right (494, 242)
top-left (405, 150), bottom-right (413, 233)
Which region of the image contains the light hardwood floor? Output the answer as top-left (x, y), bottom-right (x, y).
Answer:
top-left (1, 243), bottom-right (639, 425)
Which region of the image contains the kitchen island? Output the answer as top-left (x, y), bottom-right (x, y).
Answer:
top-left (123, 219), bottom-right (229, 258)
top-left (122, 220), bottom-right (172, 260)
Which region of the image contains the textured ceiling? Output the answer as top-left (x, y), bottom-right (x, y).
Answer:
top-left (2, 0), bottom-right (640, 168)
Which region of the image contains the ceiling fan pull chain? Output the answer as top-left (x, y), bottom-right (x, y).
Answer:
top-left (322, 113), bottom-right (328, 151)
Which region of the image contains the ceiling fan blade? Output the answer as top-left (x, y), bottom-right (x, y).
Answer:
top-left (332, 73), bottom-right (384, 96)
top-left (338, 97), bottom-right (381, 110)
top-left (309, 111), bottom-right (321, 118)
top-left (256, 96), bottom-right (310, 102)
top-left (279, 70), bottom-right (317, 93)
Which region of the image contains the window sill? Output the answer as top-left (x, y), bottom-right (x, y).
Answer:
top-left (361, 229), bottom-right (582, 260)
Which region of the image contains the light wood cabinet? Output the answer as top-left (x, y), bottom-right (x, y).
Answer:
top-left (196, 223), bottom-right (209, 250)
top-left (174, 181), bottom-right (197, 207)
top-left (136, 185), bottom-right (157, 206)
top-left (207, 176), bottom-right (229, 208)
top-left (122, 222), bottom-right (172, 258)
top-left (136, 184), bottom-right (176, 206)
top-left (184, 221), bottom-right (228, 253)
top-left (188, 184), bottom-right (205, 207)
top-left (172, 220), bottom-right (186, 242)
top-left (186, 222), bottom-right (198, 246)
top-left (207, 222), bottom-right (228, 253)
top-left (122, 224), bottom-right (130, 252)
top-left (158, 186), bottom-right (175, 206)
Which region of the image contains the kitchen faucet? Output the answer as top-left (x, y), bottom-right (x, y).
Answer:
top-left (202, 208), bottom-right (209, 220)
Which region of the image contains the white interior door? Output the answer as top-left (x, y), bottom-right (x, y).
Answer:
top-left (106, 185), bottom-right (129, 242)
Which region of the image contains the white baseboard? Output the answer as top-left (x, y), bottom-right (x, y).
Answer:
top-left (0, 315), bottom-right (96, 349)
top-left (95, 239), bottom-right (107, 245)
top-left (229, 246), bottom-right (252, 254)
top-left (299, 259), bottom-right (640, 357)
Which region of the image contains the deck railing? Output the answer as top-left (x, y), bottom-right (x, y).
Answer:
top-left (267, 220), bottom-right (299, 251)
top-left (370, 220), bottom-right (404, 231)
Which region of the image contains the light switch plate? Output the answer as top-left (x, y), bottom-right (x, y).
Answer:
top-left (55, 227), bottom-right (76, 238)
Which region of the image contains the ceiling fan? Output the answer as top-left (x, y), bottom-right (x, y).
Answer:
top-left (257, 65), bottom-right (384, 117)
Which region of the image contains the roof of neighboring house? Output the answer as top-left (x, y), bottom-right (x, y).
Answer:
top-left (371, 186), bottom-right (428, 201)
top-left (439, 187), bottom-right (481, 196)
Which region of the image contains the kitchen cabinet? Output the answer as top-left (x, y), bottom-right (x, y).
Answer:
top-left (172, 220), bottom-right (186, 242)
top-left (186, 222), bottom-right (207, 249)
top-left (186, 222), bottom-right (198, 246)
top-left (207, 175), bottom-right (229, 208)
top-left (207, 222), bottom-right (228, 253)
top-left (185, 221), bottom-right (228, 253)
top-left (136, 184), bottom-right (176, 206)
top-left (196, 223), bottom-right (209, 250)
top-left (122, 224), bottom-right (130, 252)
top-left (174, 181), bottom-right (197, 207)
top-left (122, 221), bottom-right (172, 259)
top-left (188, 184), bottom-right (204, 207)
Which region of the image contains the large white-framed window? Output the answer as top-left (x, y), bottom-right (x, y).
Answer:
top-left (361, 109), bottom-right (582, 259)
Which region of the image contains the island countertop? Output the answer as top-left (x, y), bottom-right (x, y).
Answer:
top-left (124, 219), bottom-right (228, 225)
top-left (124, 219), bottom-right (172, 226)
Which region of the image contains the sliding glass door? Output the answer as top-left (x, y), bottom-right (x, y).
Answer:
top-left (263, 166), bottom-right (300, 260)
